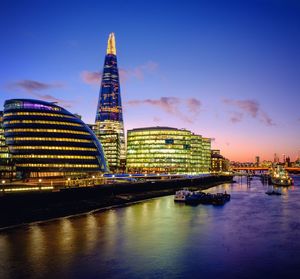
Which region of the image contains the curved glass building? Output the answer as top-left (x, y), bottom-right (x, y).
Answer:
top-left (3, 99), bottom-right (107, 178)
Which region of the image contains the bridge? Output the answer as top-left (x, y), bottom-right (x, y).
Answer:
top-left (232, 167), bottom-right (300, 172)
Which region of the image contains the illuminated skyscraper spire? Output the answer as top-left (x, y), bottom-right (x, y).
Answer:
top-left (106, 32), bottom-right (116, 55)
top-left (94, 33), bottom-right (125, 172)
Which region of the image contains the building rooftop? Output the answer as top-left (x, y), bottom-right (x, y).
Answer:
top-left (128, 126), bottom-right (188, 132)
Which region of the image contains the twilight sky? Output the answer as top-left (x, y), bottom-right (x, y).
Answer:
top-left (1, 0), bottom-right (299, 162)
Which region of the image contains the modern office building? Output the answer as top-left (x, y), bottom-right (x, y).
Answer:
top-left (126, 127), bottom-right (211, 174)
top-left (3, 99), bottom-right (107, 179)
top-left (94, 33), bottom-right (125, 172)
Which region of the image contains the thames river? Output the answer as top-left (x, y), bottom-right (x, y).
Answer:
top-left (0, 176), bottom-right (300, 279)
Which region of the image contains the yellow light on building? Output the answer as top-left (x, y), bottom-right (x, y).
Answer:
top-left (126, 127), bottom-right (212, 174)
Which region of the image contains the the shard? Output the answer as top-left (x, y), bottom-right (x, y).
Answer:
top-left (94, 33), bottom-right (125, 172)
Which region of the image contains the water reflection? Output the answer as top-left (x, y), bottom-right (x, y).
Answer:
top-left (0, 176), bottom-right (299, 279)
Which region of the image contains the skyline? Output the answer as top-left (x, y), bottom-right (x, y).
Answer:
top-left (1, 0), bottom-right (299, 162)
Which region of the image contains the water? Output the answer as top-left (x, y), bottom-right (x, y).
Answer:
top-left (1, 176), bottom-right (300, 279)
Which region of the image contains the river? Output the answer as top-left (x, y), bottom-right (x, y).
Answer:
top-left (0, 176), bottom-right (300, 279)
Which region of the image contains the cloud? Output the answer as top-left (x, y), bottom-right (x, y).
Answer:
top-left (187, 98), bottom-right (202, 114)
top-left (223, 98), bottom-right (275, 126)
top-left (9, 80), bottom-right (64, 92)
top-left (28, 92), bottom-right (74, 108)
top-left (229, 111), bottom-right (244, 123)
top-left (153, 116), bottom-right (161, 123)
top-left (7, 79), bottom-right (73, 108)
top-left (80, 71), bottom-right (101, 85)
top-left (81, 61), bottom-right (159, 85)
top-left (223, 99), bottom-right (259, 117)
top-left (126, 97), bottom-right (202, 123)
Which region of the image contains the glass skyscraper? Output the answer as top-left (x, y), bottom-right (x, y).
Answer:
top-left (94, 33), bottom-right (125, 172)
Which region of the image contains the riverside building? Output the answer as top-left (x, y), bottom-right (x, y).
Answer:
top-left (3, 99), bottom-right (107, 179)
top-left (94, 33), bottom-right (125, 172)
top-left (0, 111), bottom-right (14, 179)
top-left (126, 127), bottom-right (211, 174)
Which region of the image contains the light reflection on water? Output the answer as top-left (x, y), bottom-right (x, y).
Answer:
top-left (0, 176), bottom-right (300, 279)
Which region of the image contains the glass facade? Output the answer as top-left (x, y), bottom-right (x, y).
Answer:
top-left (94, 33), bottom-right (125, 172)
top-left (3, 99), bottom-right (107, 178)
top-left (126, 127), bottom-right (211, 174)
top-left (0, 111), bottom-right (14, 178)
top-left (202, 137), bottom-right (212, 173)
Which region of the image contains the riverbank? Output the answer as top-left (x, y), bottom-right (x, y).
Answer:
top-left (0, 175), bottom-right (233, 230)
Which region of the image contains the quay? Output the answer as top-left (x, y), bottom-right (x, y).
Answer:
top-left (0, 174), bottom-right (233, 229)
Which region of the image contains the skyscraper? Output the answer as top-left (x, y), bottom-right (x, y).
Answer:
top-left (94, 33), bottom-right (125, 172)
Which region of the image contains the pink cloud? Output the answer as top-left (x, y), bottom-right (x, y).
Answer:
top-left (223, 98), bottom-right (275, 126)
top-left (230, 111), bottom-right (244, 123)
top-left (7, 79), bottom-right (73, 108)
top-left (127, 97), bottom-right (202, 123)
top-left (153, 116), bottom-right (161, 123)
top-left (9, 79), bottom-right (64, 92)
top-left (80, 71), bottom-right (101, 85)
top-left (28, 92), bottom-right (74, 108)
top-left (81, 61), bottom-right (159, 85)
top-left (187, 98), bottom-right (202, 114)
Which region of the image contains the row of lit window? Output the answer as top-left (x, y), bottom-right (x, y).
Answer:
top-left (10, 146), bottom-right (97, 151)
top-left (128, 140), bottom-right (191, 145)
top-left (127, 149), bottom-right (191, 154)
top-left (5, 128), bottom-right (90, 135)
top-left (127, 136), bottom-right (192, 142)
top-left (127, 144), bottom-right (192, 150)
top-left (4, 112), bottom-right (74, 118)
top-left (13, 154), bottom-right (96, 159)
top-left (4, 186), bottom-right (54, 192)
top-left (128, 163), bottom-right (189, 167)
top-left (6, 137), bottom-right (91, 143)
top-left (127, 158), bottom-right (189, 163)
top-left (128, 130), bottom-right (191, 136)
top-left (17, 163), bottom-right (99, 168)
top-left (4, 120), bottom-right (82, 127)
top-left (127, 154), bottom-right (190, 159)
top-left (127, 138), bottom-right (205, 144)
top-left (100, 107), bottom-right (121, 113)
top-left (127, 160), bottom-right (210, 165)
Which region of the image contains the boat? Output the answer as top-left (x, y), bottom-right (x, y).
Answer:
top-left (185, 191), bottom-right (231, 206)
top-left (185, 191), bottom-right (206, 205)
top-left (269, 165), bottom-right (293, 186)
top-left (265, 190), bottom-right (282, 196)
top-left (174, 188), bottom-right (193, 202)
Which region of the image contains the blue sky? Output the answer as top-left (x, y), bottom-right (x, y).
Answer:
top-left (1, 0), bottom-right (299, 161)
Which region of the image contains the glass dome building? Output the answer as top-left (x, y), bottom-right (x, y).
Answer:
top-left (3, 99), bottom-right (108, 178)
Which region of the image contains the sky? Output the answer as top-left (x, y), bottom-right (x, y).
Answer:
top-left (1, 0), bottom-right (299, 162)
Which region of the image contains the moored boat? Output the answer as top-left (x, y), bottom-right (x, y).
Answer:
top-left (185, 191), bottom-right (231, 206)
top-left (174, 188), bottom-right (193, 202)
top-left (269, 165), bottom-right (293, 186)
